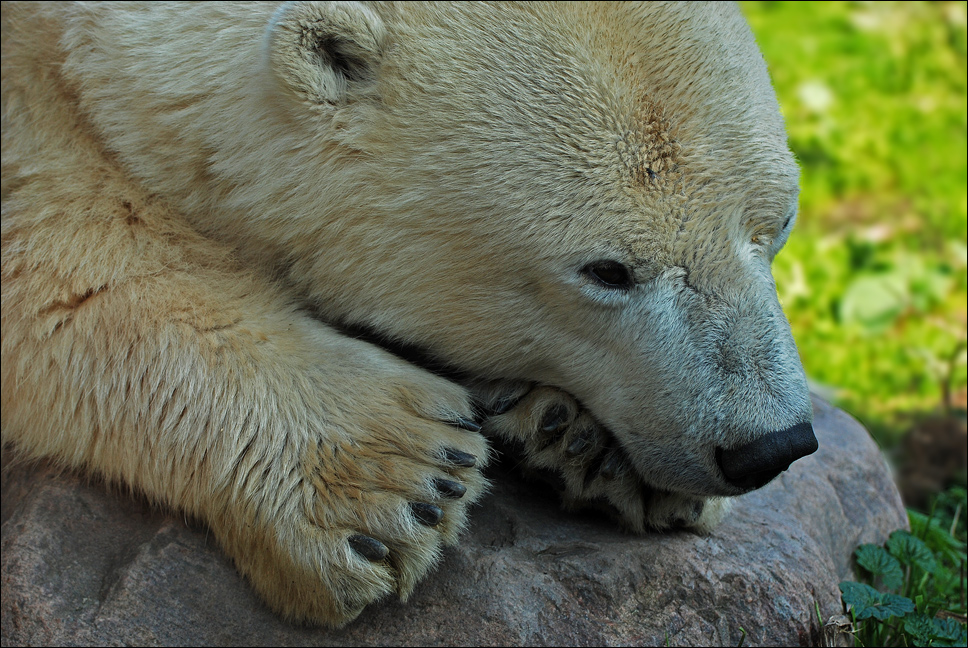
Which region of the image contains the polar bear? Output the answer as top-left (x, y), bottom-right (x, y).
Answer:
top-left (1, 1), bottom-right (818, 626)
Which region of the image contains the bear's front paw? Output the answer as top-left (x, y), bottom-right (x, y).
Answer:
top-left (221, 381), bottom-right (489, 627)
top-left (474, 382), bottom-right (727, 533)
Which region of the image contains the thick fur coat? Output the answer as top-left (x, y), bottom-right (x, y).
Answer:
top-left (2, 1), bottom-right (816, 626)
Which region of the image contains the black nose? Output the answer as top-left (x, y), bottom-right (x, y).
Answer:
top-left (716, 421), bottom-right (818, 490)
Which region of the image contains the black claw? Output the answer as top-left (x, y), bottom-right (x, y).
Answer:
top-left (565, 431), bottom-right (593, 457)
top-left (453, 417), bottom-right (482, 432)
top-left (583, 450), bottom-right (608, 487)
top-left (692, 500), bottom-right (705, 520)
top-left (410, 502), bottom-right (444, 526)
top-left (670, 504), bottom-right (703, 528)
top-left (537, 426), bottom-right (568, 452)
top-left (348, 534), bottom-right (389, 562)
top-left (444, 448), bottom-right (477, 468)
top-left (540, 404), bottom-right (571, 433)
top-left (434, 478), bottom-right (467, 499)
top-left (600, 451), bottom-right (625, 480)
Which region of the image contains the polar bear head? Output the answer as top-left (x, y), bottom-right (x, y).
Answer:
top-left (71, 1), bottom-right (818, 498)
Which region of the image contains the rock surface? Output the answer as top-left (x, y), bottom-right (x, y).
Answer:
top-left (1, 396), bottom-right (906, 647)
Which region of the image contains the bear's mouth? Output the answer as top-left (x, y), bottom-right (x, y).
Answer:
top-left (323, 316), bottom-right (820, 497)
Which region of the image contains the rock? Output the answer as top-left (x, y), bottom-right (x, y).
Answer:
top-left (1, 396), bottom-right (907, 646)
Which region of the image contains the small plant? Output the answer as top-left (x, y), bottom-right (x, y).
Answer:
top-left (838, 487), bottom-right (967, 646)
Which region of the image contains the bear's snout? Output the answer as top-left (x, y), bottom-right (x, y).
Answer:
top-left (715, 422), bottom-right (818, 491)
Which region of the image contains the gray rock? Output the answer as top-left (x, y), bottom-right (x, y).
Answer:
top-left (1, 396), bottom-right (906, 646)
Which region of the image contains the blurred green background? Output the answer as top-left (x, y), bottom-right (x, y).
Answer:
top-left (740, 1), bottom-right (967, 496)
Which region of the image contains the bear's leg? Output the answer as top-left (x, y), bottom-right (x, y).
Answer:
top-left (1, 174), bottom-right (488, 627)
top-left (472, 382), bottom-right (726, 533)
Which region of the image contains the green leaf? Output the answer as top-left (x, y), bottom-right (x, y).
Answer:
top-left (903, 613), bottom-right (968, 647)
top-left (855, 543), bottom-right (904, 590)
top-left (905, 614), bottom-right (936, 646)
top-left (908, 510), bottom-right (965, 565)
top-left (909, 267), bottom-right (952, 312)
top-left (932, 617), bottom-right (968, 645)
top-left (840, 581), bottom-right (916, 620)
top-left (887, 530), bottom-right (939, 574)
top-left (838, 273), bottom-right (908, 331)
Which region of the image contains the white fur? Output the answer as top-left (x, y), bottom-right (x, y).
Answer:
top-left (2, 1), bottom-right (811, 625)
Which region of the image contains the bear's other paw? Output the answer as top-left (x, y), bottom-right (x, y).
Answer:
top-left (474, 382), bottom-right (725, 534)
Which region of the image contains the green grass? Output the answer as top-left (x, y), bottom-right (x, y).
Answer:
top-left (741, 1), bottom-right (967, 446)
top-left (838, 487), bottom-right (967, 646)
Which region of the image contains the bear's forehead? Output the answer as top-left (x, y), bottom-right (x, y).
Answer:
top-left (373, 2), bottom-right (798, 234)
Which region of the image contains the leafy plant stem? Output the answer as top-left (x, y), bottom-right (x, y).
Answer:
top-left (942, 339), bottom-right (966, 417)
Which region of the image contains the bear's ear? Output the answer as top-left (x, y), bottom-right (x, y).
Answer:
top-left (267, 1), bottom-right (386, 105)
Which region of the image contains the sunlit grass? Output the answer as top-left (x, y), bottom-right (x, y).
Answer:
top-left (742, 1), bottom-right (967, 446)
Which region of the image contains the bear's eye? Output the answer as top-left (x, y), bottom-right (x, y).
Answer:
top-left (583, 261), bottom-right (634, 289)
